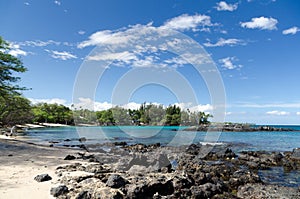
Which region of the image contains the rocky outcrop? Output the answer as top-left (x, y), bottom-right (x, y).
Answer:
top-left (237, 183), bottom-right (300, 199)
top-left (184, 124), bottom-right (298, 132)
top-left (49, 143), bottom-right (300, 198)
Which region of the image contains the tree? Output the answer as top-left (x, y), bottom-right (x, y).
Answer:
top-left (32, 103), bottom-right (73, 124)
top-left (0, 37), bottom-right (27, 96)
top-left (165, 105), bottom-right (181, 126)
top-left (111, 106), bottom-right (131, 125)
top-left (0, 94), bottom-right (33, 126)
top-left (0, 36), bottom-right (30, 126)
top-left (198, 112), bottom-right (212, 125)
top-left (128, 109), bottom-right (141, 125)
top-left (139, 102), bottom-right (151, 125)
top-left (96, 109), bottom-right (115, 126)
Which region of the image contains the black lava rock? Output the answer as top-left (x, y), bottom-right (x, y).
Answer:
top-left (50, 185), bottom-right (69, 197)
top-left (64, 154), bottom-right (76, 160)
top-left (34, 174), bottom-right (52, 182)
top-left (106, 174), bottom-right (126, 188)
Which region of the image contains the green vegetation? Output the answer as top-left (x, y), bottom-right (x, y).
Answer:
top-left (0, 36), bottom-right (33, 126)
top-left (91, 103), bottom-right (212, 126)
top-left (32, 103), bottom-right (73, 124)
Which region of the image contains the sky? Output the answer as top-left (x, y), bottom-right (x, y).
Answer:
top-left (1, 0), bottom-right (300, 124)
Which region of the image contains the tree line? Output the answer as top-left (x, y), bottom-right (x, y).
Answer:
top-left (0, 36), bottom-right (212, 127)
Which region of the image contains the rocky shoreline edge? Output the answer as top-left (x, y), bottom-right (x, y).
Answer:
top-left (23, 141), bottom-right (300, 198)
top-left (184, 124), bottom-right (299, 132)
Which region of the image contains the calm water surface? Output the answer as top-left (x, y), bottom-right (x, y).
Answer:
top-left (23, 126), bottom-right (300, 152)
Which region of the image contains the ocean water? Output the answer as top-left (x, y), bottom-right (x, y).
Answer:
top-left (23, 125), bottom-right (300, 152)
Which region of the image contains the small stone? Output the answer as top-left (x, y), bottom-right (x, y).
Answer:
top-left (34, 174), bottom-right (52, 182)
top-left (50, 185), bottom-right (69, 197)
top-left (64, 154), bottom-right (76, 160)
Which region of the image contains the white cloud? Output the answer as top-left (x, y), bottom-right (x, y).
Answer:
top-left (162, 14), bottom-right (213, 31)
top-left (190, 104), bottom-right (213, 112)
top-left (174, 103), bottom-right (213, 112)
top-left (204, 38), bottom-right (245, 47)
top-left (131, 56), bottom-right (161, 68)
top-left (78, 30), bottom-right (86, 35)
top-left (24, 2), bottom-right (30, 6)
top-left (78, 27), bottom-right (140, 48)
top-left (9, 49), bottom-right (27, 57)
top-left (8, 44), bottom-right (27, 57)
top-left (215, 1), bottom-right (238, 11)
top-left (21, 40), bottom-right (61, 47)
top-left (78, 14), bottom-right (217, 69)
top-left (164, 56), bottom-right (189, 68)
top-left (73, 98), bottom-right (111, 111)
top-left (87, 51), bottom-right (137, 63)
top-left (297, 112), bottom-right (300, 115)
top-left (236, 102), bottom-right (300, 108)
top-left (282, 26), bottom-right (300, 35)
top-left (78, 14), bottom-right (215, 48)
top-left (219, 57), bottom-right (242, 70)
top-left (266, 110), bottom-right (290, 116)
top-left (121, 102), bottom-right (141, 110)
top-left (45, 50), bottom-right (77, 60)
top-left (241, 16), bottom-right (278, 30)
top-left (29, 98), bottom-right (67, 105)
top-left (54, 1), bottom-right (61, 6)
top-left (74, 99), bottom-right (141, 111)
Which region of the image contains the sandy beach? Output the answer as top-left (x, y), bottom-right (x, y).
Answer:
top-left (0, 137), bottom-right (83, 199)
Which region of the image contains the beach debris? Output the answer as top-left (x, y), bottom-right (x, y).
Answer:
top-left (34, 174), bottom-right (52, 182)
top-left (50, 185), bottom-right (69, 197)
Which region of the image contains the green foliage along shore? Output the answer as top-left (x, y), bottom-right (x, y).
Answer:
top-left (73, 103), bottom-right (212, 127)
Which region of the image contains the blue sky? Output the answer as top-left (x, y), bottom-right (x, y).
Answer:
top-left (1, 0), bottom-right (300, 124)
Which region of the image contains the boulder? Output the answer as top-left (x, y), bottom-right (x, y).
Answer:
top-left (93, 187), bottom-right (123, 199)
top-left (79, 137), bottom-right (87, 142)
top-left (64, 154), bottom-right (76, 160)
top-left (291, 148), bottom-right (300, 160)
top-left (50, 185), bottom-right (69, 197)
top-left (106, 174), bottom-right (126, 188)
top-left (34, 174), bottom-right (52, 182)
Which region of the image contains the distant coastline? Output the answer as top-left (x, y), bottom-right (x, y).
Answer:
top-left (1, 122), bottom-right (299, 136)
top-left (184, 123), bottom-right (299, 132)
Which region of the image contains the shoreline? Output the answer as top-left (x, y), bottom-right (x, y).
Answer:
top-left (0, 136), bottom-right (299, 198)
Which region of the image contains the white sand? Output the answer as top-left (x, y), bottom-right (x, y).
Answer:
top-left (0, 138), bottom-right (83, 199)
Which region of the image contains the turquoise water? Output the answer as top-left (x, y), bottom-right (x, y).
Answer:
top-left (23, 126), bottom-right (300, 152)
